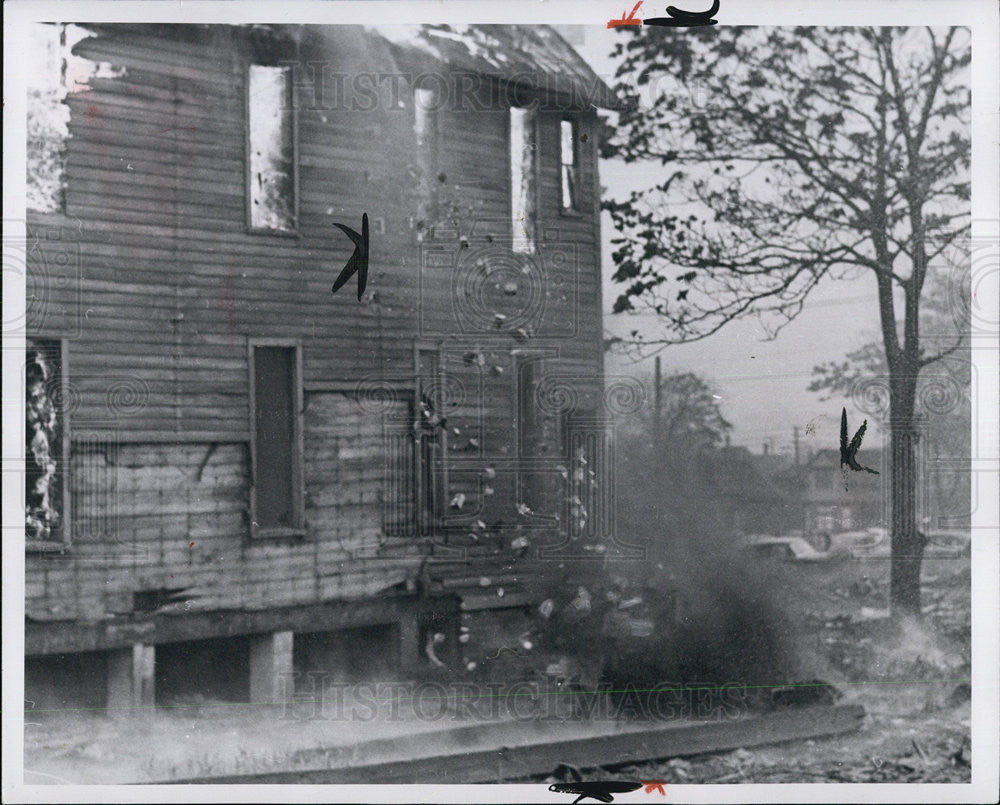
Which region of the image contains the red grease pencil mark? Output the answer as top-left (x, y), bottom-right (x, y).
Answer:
top-left (642, 780), bottom-right (667, 795)
top-left (608, 1), bottom-right (643, 27)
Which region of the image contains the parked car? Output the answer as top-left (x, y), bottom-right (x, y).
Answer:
top-left (833, 527), bottom-right (971, 559)
top-left (742, 534), bottom-right (833, 562)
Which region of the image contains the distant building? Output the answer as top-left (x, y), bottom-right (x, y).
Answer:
top-left (692, 446), bottom-right (792, 536)
top-left (779, 448), bottom-right (886, 535)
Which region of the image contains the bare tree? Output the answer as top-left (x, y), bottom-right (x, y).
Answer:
top-left (603, 27), bottom-right (971, 619)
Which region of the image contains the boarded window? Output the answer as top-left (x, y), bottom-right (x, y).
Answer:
top-left (248, 65), bottom-right (295, 231)
top-left (383, 394), bottom-right (417, 537)
top-left (560, 118), bottom-right (581, 212)
top-left (509, 106), bottom-right (537, 254)
top-left (72, 431), bottom-right (119, 545)
top-left (252, 346), bottom-right (301, 530)
top-left (26, 338), bottom-right (67, 544)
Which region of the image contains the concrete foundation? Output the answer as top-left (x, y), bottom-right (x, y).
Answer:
top-left (249, 631), bottom-right (294, 705)
top-left (106, 643), bottom-right (155, 715)
top-left (399, 612), bottom-right (419, 671)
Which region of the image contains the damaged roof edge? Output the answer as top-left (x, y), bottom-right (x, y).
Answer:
top-left (43, 23), bottom-right (626, 110)
top-left (369, 24), bottom-right (627, 111)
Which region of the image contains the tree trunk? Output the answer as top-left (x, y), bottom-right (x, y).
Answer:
top-left (888, 380), bottom-right (923, 621)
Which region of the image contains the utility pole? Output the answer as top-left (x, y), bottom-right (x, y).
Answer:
top-left (793, 426), bottom-right (800, 466)
top-left (653, 356), bottom-right (662, 451)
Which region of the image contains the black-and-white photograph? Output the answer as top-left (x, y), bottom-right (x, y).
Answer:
top-left (3, 1), bottom-right (998, 800)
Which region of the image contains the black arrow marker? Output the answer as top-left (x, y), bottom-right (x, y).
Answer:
top-left (331, 212), bottom-right (369, 301)
top-left (840, 407), bottom-right (880, 475)
top-left (645, 0), bottom-right (720, 26)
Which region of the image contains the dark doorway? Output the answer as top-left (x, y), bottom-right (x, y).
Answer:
top-left (293, 623), bottom-right (400, 691)
top-left (155, 635), bottom-right (251, 705)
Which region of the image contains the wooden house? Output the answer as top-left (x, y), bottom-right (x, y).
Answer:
top-left (23, 23), bottom-right (621, 710)
top-left (779, 448), bottom-right (886, 536)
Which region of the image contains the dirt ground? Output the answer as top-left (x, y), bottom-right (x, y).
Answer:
top-left (22, 553), bottom-right (971, 785)
top-left (539, 553), bottom-right (973, 785)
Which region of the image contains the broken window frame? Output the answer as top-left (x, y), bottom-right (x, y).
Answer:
top-left (414, 344), bottom-right (448, 535)
top-left (559, 116), bottom-right (582, 215)
top-left (248, 339), bottom-right (305, 537)
top-left (25, 337), bottom-right (72, 552)
top-left (514, 353), bottom-right (563, 522)
top-left (245, 63), bottom-right (299, 235)
top-left (509, 104), bottom-right (539, 255)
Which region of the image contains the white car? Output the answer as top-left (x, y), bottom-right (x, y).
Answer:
top-left (743, 534), bottom-right (833, 562)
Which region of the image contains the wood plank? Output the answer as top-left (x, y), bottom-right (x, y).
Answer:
top-left (167, 704), bottom-right (867, 784)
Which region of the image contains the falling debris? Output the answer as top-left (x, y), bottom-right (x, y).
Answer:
top-left (450, 493), bottom-right (466, 510)
top-left (517, 503), bottom-right (532, 515)
top-left (510, 535), bottom-right (530, 553)
top-left (425, 632), bottom-right (447, 668)
top-left (570, 587), bottom-right (592, 612)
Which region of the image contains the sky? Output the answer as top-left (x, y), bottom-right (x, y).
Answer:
top-left (569, 25), bottom-right (888, 456)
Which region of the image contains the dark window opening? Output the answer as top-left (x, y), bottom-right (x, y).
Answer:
top-left (26, 338), bottom-right (67, 545)
top-left (248, 64), bottom-right (295, 232)
top-left (560, 117), bottom-right (581, 212)
top-left (416, 349), bottom-right (447, 533)
top-left (516, 357), bottom-right (545, 513)
top-left (252, 345), bottom-right (302, 532)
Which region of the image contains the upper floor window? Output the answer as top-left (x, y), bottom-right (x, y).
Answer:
top-left (247, 65), bottom-right (296, 232)
top-left (509, 106), bottom-right (538, 254)
top-left (560, 118), bottom-right (581, 213)
top-left (26, 23), bottom-right (93, 214)
top-left (413, 86), bottom-right (440, 228)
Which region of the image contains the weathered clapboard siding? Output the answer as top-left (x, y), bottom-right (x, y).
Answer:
top-left (25, 24), bottom-right (610, 651)
top-left (28, 397), bottom-right (416, 621)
